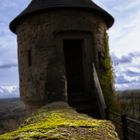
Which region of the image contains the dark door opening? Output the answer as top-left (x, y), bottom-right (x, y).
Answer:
top-left (63, 39), bottom-right (84, 94)
top-left (63, 39), bottom-right (101, 118)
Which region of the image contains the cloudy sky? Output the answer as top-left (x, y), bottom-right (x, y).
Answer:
top-left (0, 0), bottom-right (140, 91)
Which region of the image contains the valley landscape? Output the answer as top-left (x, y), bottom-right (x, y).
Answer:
top-left (117, 89), bottom-right (140, 120)
top-left (0, 89), bottom-right (140, 135)
top-left (0, 98), bottom-right (26, 134)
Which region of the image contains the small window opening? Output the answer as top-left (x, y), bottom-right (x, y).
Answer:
top-left (28, 50), bottom-right (32, 67)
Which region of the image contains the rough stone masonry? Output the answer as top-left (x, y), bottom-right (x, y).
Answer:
top-left (10, 0), bottom-right (114, 118)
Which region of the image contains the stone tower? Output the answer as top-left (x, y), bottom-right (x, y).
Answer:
top-left (10, 0), bottom-right (114, 118)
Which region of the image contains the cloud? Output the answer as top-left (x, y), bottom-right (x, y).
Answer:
top-left (127, 70), bottom-right (140, 77)
top-left (116, 75), bottom-right (129, 84)
top-left (111, 52), bottom-right (140, 65)
top-left (111, 52), bottom-right (140, 90)
top-left (115, 72), bottom-right (140, 91)
top-left (94, 0), bottom-right (140, 57)
top-left (0, 63), bottom-right (17, 69)
top-left (109, 10), bottom-right (140, 55)
top-left (0, 0), bottom-right (140, 91)
top-left (111, 54), bottom-right (132, 64)
top-left (105, 0), bottom-right (140, 90)
top-left (119, 56), bottom-right (132, 64)
top-left (0, 0), bottom-right (31, 86)
top-left (0, 67), bottom-right (19, 85)
top-left (113, 1), bottom-right (140, 13)
top-left (115, 82), bottom-right (140, 91)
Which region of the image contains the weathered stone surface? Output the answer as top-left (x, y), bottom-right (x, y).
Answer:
top-left (0, 102), bottom-right (119, 140)
top-left (16, 9), bottom-right (107, 114)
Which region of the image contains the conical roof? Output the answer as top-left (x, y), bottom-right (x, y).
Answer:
top-left (10, 0), bottom-right (114, 33)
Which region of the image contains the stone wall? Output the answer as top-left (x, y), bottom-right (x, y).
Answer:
top-left (0, 102), bottom-right (120, 140)
top-left (16, 9), bottom-right (107, 112)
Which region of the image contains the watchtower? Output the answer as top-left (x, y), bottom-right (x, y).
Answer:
top-left (10, 0), bottom-right (114, 118)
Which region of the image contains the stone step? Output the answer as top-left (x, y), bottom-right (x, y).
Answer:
top-left (68, 92), bottom-right (97, 99)
top-left (71, 104), bottom-right (101, 118)
top-left (68, 97), bottom-right (92, 103)
top-left (68, 96), bottom-right (98, 106)
top-left (76, 108), bottom-right (100, 117)
top-left (68, 92), bottom-right (100, 118)
top-left (71, 104), bottom-right (95, 111)
top-left (87, 113), bottom-right (101, 118)
top-left (68, 92), bottom-right (90, 96)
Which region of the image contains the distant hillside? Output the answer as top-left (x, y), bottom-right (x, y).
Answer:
top-left (117, 89), bottom-right (140, 96)
top-left (0, 98), bottom-right (26, 134)
top-left (0, 85), bottom-right (19, 99)
top-left (117, 89), bottom-right (140, 120)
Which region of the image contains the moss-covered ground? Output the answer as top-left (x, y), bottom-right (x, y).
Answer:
top-left (0, 102), bottom-right (119, 140)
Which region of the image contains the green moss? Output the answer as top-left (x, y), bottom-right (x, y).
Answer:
top-left (0, 102), bottom-right (119, 140)
top-left (99, 32), bottom-right (119, 112)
